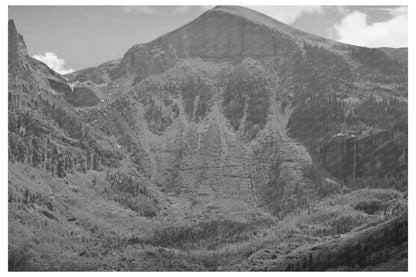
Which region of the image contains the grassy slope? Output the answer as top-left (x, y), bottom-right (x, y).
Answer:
top-left (9, 162), bottom-right (407, 271)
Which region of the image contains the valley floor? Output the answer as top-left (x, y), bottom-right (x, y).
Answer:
top-left (8, 163), bottom-right (407, 271)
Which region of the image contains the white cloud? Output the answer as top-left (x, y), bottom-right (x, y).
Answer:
top-left (33, 52), bottom-right (74, 75)
top-left (249, 6), bottom-right (323, 24)
top-left (334, 7), bottom-right (408, 48)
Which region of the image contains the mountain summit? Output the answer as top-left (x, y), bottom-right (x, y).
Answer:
top-left (113, 6), bottom-right (343, 80)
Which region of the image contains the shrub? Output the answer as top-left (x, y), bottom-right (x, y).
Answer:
top-left (354, 199), bottom-right (385, 215)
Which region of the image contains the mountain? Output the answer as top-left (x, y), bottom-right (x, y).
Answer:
top-left (111, 6), bottom-right (344, 80)
top-left (8, 6), bottom-right (407, 271)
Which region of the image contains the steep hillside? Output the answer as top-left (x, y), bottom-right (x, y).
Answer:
top-left (378, 47), bottom-right (408, 66)
top-left (111, 5), bottom-right (347, 82)
top-left (8, 5), bottom-right (407, 271)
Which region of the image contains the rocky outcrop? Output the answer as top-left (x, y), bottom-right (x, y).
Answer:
top-left (8, 19), bottom-right (29, 74)
top-left (64, 86), bottom-right (100, 107)
top-left (112, 42), bottom-right (178, 82)
top-left (66, 59), bottom-right (120, 84)
top-left (66, 67), bottom-right (107, 84)
top-left (318, 131), bottom-right (407, 188)
top-left (48, 78), bottom-right (72, 95)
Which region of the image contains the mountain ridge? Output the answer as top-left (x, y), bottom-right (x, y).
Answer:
top-left (61, 6), bottom-right (407, 86)
top-left (112, 5), bottom-right (345, 80)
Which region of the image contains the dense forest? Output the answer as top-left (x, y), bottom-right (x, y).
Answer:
top-left (287, 43), bottom-right (407, 191)
top-left (223, 60), bottom-right (269, 139)
top-left (8, 81), bottom-right (123, 178)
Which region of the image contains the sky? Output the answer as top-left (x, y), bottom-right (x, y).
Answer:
top-left (8, 5), bottom-right (408, 74)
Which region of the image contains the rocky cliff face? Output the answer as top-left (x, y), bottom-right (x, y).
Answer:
top-left (8, 19), bottom-right (28, 73)
top-left (319, 130), bottom-right (407, 188)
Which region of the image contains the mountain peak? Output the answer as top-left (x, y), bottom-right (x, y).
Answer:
top-left (209, 5), bottom-right (285, 23)
top-left (8, 19), bottom-right (29, 73)
top-left (112, 5), bottom-right (345, 81)
top-left (8, 19), bottom-right (16, 32)
top-left (8, 19), bottom-right (28, 55)
top-left (218, 6), bottom-right (344, 47)
top-left (114, 6), bottom-right (296, 79)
